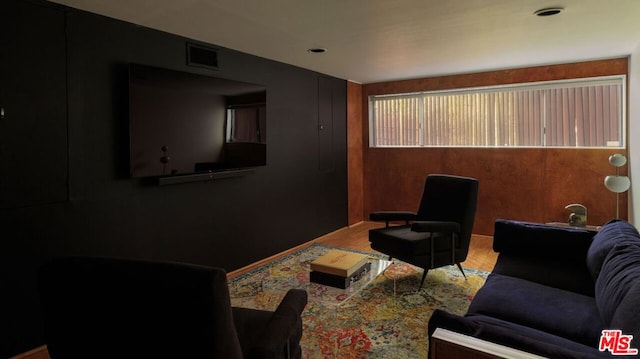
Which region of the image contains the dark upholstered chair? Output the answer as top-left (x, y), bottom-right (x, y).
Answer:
top-left (369, 174), bottom-right (479, 288)
top-left (38, 257), bottom-right (307, 359)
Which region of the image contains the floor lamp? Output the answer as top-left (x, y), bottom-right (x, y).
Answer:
top-left (603, 153), bottom-right (630, 219)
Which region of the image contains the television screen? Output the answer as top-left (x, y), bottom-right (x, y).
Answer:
top-left (129, 63), bottom-right (266, 178)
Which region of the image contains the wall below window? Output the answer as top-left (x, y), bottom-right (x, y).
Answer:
top-left (361, 58), bottom-right (629, 235)
top-left (363, 147), bottom-right (627, 235)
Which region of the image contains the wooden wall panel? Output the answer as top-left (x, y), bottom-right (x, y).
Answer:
top-left (360, 58), bottom-right (629, 235)
top-left (347, 82), bottom-right (364, 225)
top-left (363, 147), bottom-right (627, 235)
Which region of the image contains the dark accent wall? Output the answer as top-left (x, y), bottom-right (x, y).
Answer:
top-left (0, 1), bottom-right (347, 356)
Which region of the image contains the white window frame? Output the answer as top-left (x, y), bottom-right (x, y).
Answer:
top-left (369, 75), bottom-right (626, 149)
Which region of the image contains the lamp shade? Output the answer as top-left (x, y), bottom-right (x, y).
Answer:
top-left (604, 175), bottom-right (630, 193)
top-left (609, 153), bottom-right (627, 167)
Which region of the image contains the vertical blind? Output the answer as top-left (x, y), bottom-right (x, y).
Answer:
top-left (369, 76), bottom-right (625, 148)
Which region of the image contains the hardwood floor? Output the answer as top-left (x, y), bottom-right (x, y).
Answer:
top-left (314, 221), bottom-right (498, 273)
top-left (229, 221), bottom-right (498, 278)
top-left (10, 346), bottom-right (48, 359)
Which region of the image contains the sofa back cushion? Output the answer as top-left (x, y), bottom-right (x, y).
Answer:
top-left (586, 220), bottom-right (639, 280)
top-left (595, 242), bottom-right (640, 341)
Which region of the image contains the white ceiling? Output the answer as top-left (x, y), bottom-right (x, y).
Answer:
top-left (47, 0), bottom-right (640, 84)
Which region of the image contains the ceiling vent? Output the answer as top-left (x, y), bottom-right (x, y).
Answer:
top-left (187, 43), bottom-right (218, 70)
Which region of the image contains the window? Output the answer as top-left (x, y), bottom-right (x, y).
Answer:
top-left (369, 76), bottom-right (625, 148)
top-left (226, 106), bottom-right (266, 143)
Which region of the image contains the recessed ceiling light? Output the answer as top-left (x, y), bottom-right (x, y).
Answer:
top-left (307, 48), bottom-right (327, 54)
top-left (534, 7), bottom-right (564, 16)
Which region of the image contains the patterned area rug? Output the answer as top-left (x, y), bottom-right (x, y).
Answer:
top-left (229, 243), bottom-right (489, 359)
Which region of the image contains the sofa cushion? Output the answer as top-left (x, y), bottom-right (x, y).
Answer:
top-left (595, 242), bottom-right (640, 341)
top-left (467, 273), bottom-right (603, 347)
top-left (586, 220), bottom-right (640, 280)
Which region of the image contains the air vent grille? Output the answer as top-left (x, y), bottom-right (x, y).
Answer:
top-left (187, 43), bottom-right (218, 70)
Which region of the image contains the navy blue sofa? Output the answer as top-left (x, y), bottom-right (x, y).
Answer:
top-left (428, 219), bottom-right (640, 358)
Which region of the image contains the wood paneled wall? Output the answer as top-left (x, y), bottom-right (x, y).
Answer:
top-left (347, 82), bottom-right (364, 225)
top-left (356, 58), bottom-right (629, 235)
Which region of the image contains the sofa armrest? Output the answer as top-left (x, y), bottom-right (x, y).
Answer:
top-left (247, 289), bottom-right (308, 359)
top-left (428, 310), bottom-right (607, 359)
top-left (431, 328), bottom-right (547, 359)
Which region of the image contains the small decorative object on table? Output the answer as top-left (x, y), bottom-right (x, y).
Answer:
top-left (309, 262), bottom-right (371, 289)
top-left (565, 203), bottom-right (587, 227)
top-left (309, 249), bottom-right (370, 288)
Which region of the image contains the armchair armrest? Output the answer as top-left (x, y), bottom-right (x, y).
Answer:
top-left (247, 289), bottom-right (308, 359)
top-left (411, 221), bottom-right (460, 233)
top-left (370, 211), bottom-right (419, 225)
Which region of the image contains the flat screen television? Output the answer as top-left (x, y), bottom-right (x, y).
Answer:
top-left (129, 63), bottom-right (266, 179)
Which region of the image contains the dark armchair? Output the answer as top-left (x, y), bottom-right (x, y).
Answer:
top-left (369, 174), bottom-right (479, 288)
top-left (38, 256), bottom-right (307, 359)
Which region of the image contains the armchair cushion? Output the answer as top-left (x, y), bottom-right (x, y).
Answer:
top-left (369, 225), bottom-right (458, 264)
top-left (410, 221), bottom-right (460, 233)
